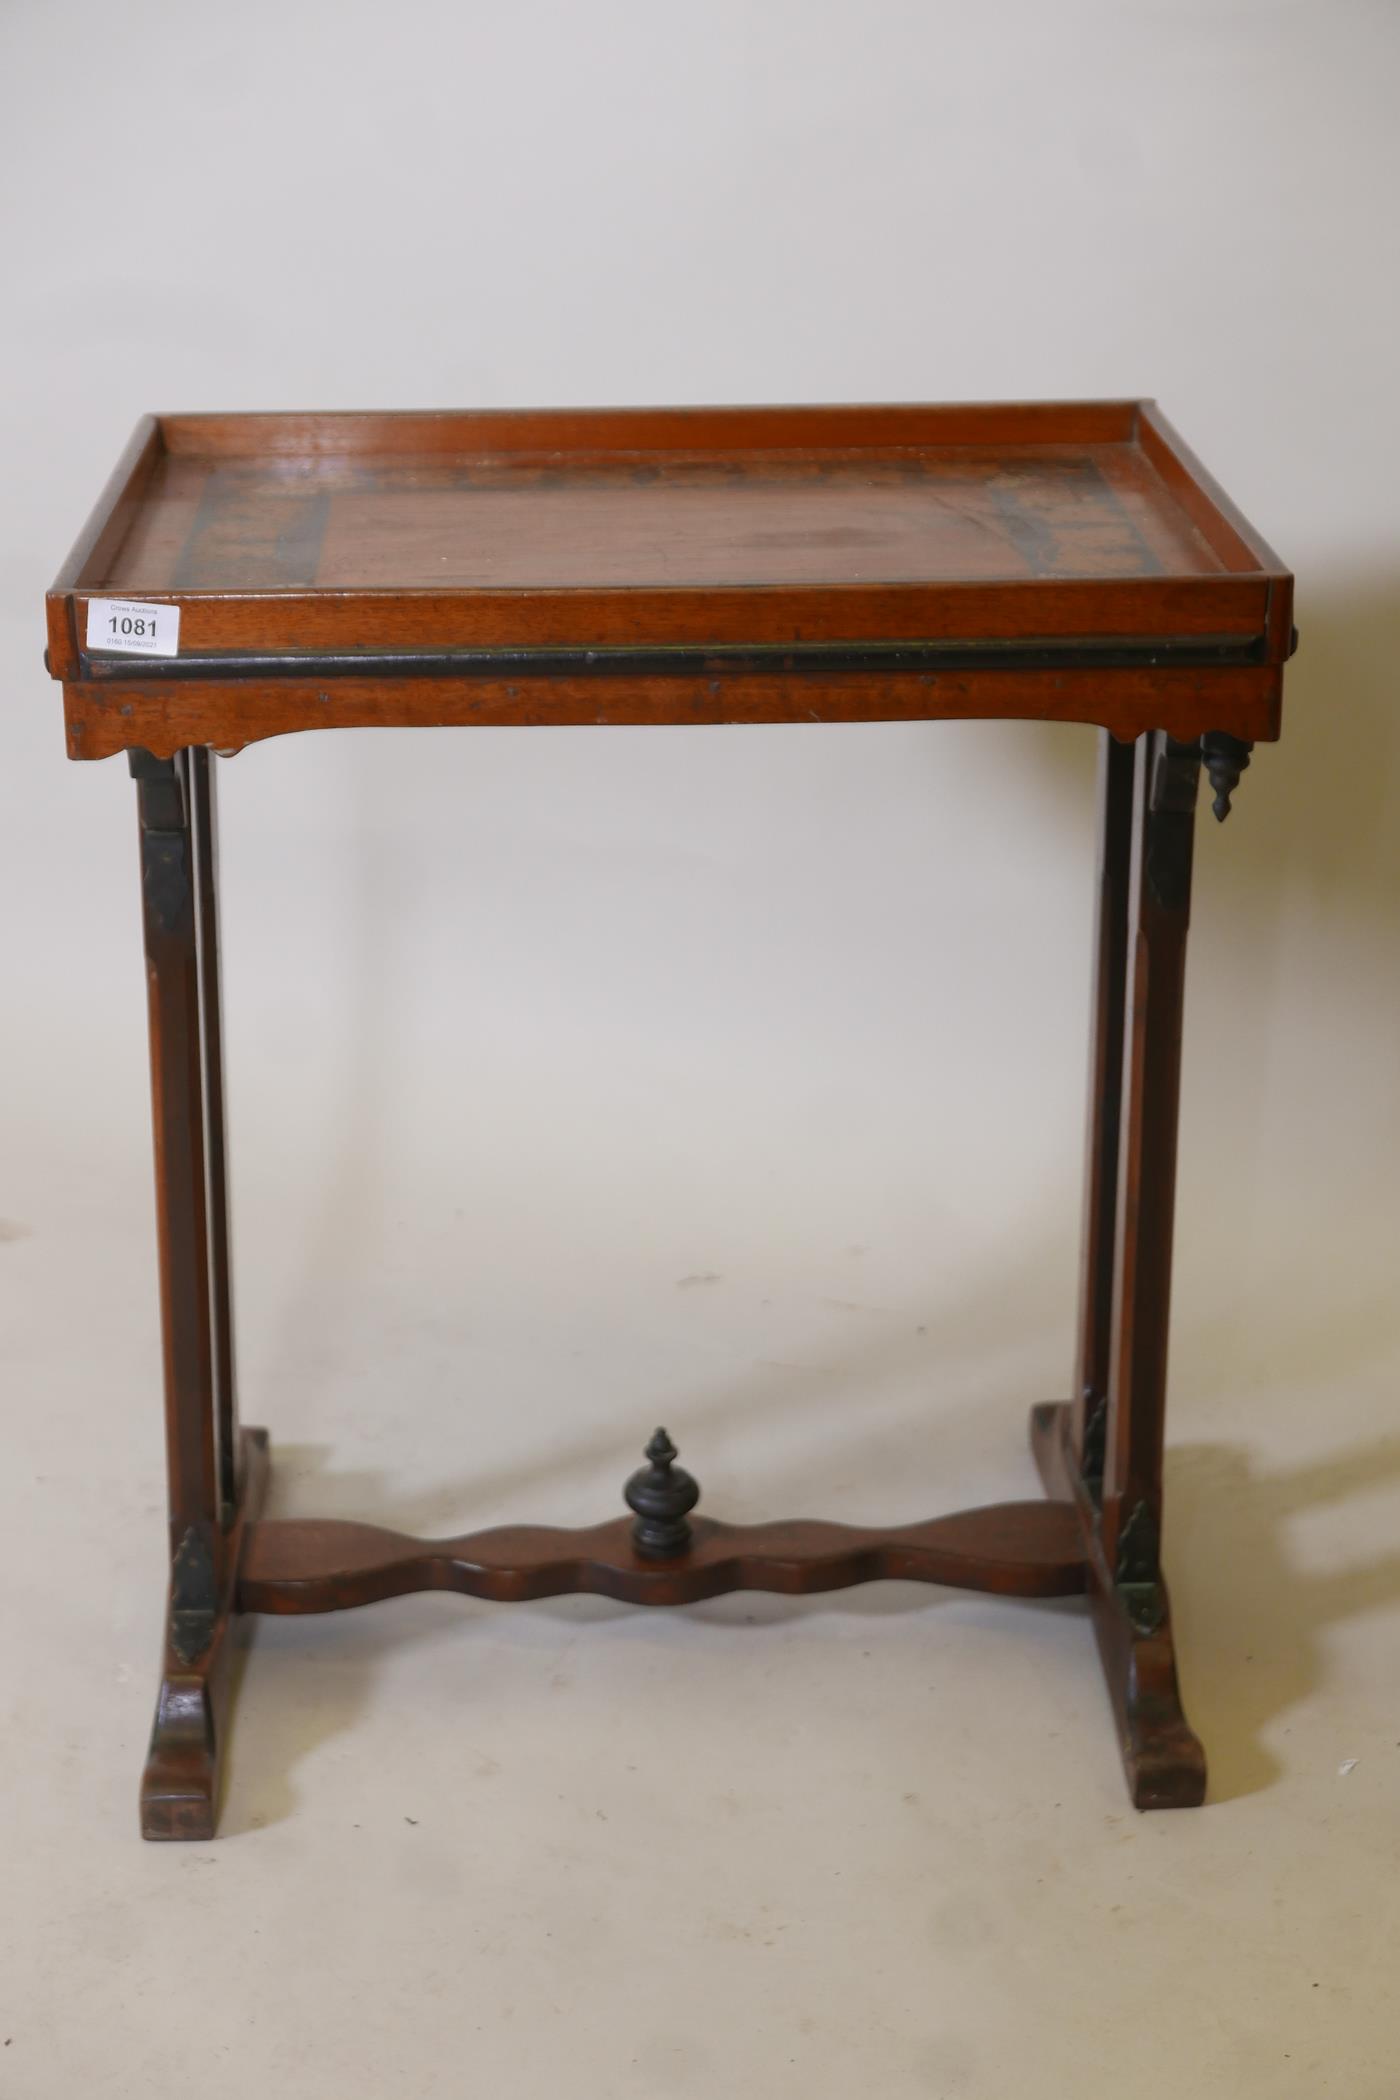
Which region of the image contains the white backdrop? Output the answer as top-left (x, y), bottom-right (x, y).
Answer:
top-left (3, 5), bottom-right (1400, 2096)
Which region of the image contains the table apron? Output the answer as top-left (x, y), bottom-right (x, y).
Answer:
top-left (63, 662), bottom-right (1283, 761)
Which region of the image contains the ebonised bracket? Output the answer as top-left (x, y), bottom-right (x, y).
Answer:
top-left (1030, 1402), bottom-right (1204, 1808)
top-left (1080, 1393), bottom-right (1107, 1502)
top-left (1113, 1498), bottom-right (1165, 1637)
top-left (1145, 736), bottom-right (1201, 912)
top-left (169, 1521), bottom-right (219, 1667)
top-left (129, 748), bottom-right (191, 934)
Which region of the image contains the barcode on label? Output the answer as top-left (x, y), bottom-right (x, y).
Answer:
top-left (85, 598), bottom-right (181, 658)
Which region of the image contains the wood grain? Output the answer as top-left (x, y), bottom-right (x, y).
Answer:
top-left (46, 402), bottom-right (1295, 757)
top-left (61, 406), bottom-right (1289, 1835)
top-left (1101, 732), bottom-right (1198, 1571)
top-left (238, 1502), bottom-right (1088, 1613)
top-left (1030, 1402), bottom-right (1205, 1809)
top-left (1073, 731), bottom-right (1135, 1466)
top-left (63, 663), bottom-right (1284, 762)
top-left (133, 749), bottom-right (222, 1555)
top-left (102, 444), bottom-right (1222, 596)
top-left (141, 1427), bottom-right (269, 1841)
top-left (157, 401), bottom-right (1144, 458)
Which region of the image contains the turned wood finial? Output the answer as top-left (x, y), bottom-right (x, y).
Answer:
top-left (1201, 732), bottom-right (1254, 822)
top-left (625, 1427), bottom-right (700, 1558)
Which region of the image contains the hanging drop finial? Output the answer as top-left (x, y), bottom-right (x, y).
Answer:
top-left (1201, 732), bottom-right (1254, 822)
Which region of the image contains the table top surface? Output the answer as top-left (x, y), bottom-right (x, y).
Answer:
top-left (45, 404), bottom-right (1294, 760)
top-left (106, 436), bottom-right (1219, 596)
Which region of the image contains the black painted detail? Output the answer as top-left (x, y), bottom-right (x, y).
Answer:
top-left (1114, 1500), bottom-right (1165, 1636)
top-left (127, 747), bottom-right (175, 783)
top-left (131, 751), bottom-right (191, 934)
top-left (169, 1524), bottom-right (219, 1666)
top-left (1145, 737), bottom-right (1200, 913)
top-left (77, 632), bottom-right (1272, 684)
top-left (1201, 731), bottom-right (1253, 822)
top-left (141, 830), bottom-right (190, 937)
top-left (625, 1428), bottom-right (700, 1559)
top-left (1080, 1393), bottom-right (1108, 1502)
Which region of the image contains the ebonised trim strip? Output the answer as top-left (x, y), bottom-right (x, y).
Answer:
top-left (79, 634), bottom-right (1269, 683)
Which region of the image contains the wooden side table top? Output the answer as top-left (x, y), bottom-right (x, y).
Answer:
top-left (46, 401), bottom-right (1293, 760)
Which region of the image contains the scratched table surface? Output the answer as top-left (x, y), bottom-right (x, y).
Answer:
top-left (98, 440), bottom-right (1220, 595)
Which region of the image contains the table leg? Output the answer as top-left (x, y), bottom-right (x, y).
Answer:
top-left (1103, 732), bottom-right (1198, 1575)
top-left (1071, 731), bottom-right (1135, 1485)
top-left (1032, 728), bottom-right (1206, 1806)
top-left (130, 749), bottom-right (267, 1840)
top-left (189, 749), bottom-right (240, 1520)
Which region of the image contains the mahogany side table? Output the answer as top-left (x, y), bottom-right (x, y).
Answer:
top-left (45, 403), bottom-right (1295, 1838)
